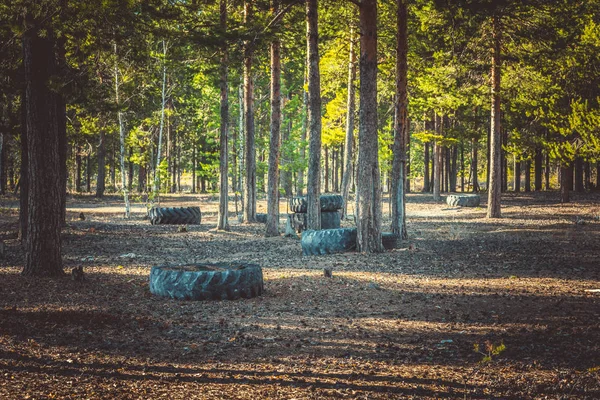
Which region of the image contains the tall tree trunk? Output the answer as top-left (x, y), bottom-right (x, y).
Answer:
top-left (501, 129), bottom-right (507, 192)
top-left (96, 128), bottom-right (106, 197)
top-left (21, 18), bottom-right (63, 276)
top-left (266, 1), bottom-right (282, 237)
top-left (306, 0), bottom-right (322, 230)
top-left (127, 147), bottom-right (134, 191)
top-left (460, 142), bottom-right (464, 192)
top-left (487, 14), bottom-right (502, 218)
top-left (391, 0), bottom-right (408, 239)
top-left (472, 137), bottom-right (479, 192)
top-left (86, 154), bottom-right (91, 192)
top-left (75, 150), bottom-right (82, 193)
top-left (114, 43), bottom-right (130, 218)
top-left (153, 40), bottom-right (168, 200)
top-left (423, 141), bottom-right (430, 192)
top-left (280, 101), bottom-right (293, 197)
top-left (297, 82), bottom-right (308, 197)
top-left (560, 163), bottom-right (571, 203)
top-left (243, 1), bottom-right (257, 223)
top-left (574, 156), bottom-right (584, 192)
top-left (138, 147), bottom-right (146, 193)
top-left (584, 161), bottom-right (591, 191)
top-left (545, 151), bottom-right (550, 190)
top-left (534, 147), bottom-right (542, 191)
top-left (324, 146), bottom-right (329, 193)
top-left (341, 25), bottom-right (357, 219)
top-left (405, 118), bottom-right (411, 193)
top-left (514, 157), bottom-right (520, 192)
top-left (596, 161), bottom-right (600, 190)
top-left (524, 159), bottom-right (531, 192)
top-left (217, 0), bottom-right (230, 231)
top-left (433, 113), bottom-right (442, 201)
top-left (19, 91), bottom-right (28, 244)
top-left (356, 0), bottom-right (383, 252)
top-left (450, 145), bottom-right (457, 192)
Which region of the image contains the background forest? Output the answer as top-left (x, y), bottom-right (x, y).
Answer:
top-left (2, 0), bottom-right (599, 206)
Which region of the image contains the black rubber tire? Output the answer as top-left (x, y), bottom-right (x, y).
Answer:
top-left (301, 228), bottom-right (357, 256)
top-left (256, 213), bottom-right (267, 223)
top-left (319, 194), bottom-right (344, 211)
top-left (293, 211), bottom-right (340, 232)
top-left (149, 262), bottom-right (264, 301)
top-left (320, 211), bottom-right (341, 229)
top-left (289, 195), bottom-right (344, 213)
top-left (446, 194), bottom-right (480, 207)
top-left (149, 206), bottom-right (201, 225)
top-left (382, 232), bottom-right (400, 250)
top-left (289, 197), bottom-right (308, 213)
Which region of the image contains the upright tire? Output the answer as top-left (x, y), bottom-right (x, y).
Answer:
top-left (149, 206), bottom-right (201, 225)
top-left (301, 228), bottom-right (357, 256)
top-left (446, 194), bottom-right (481, 207)
top-left (149, 262), bottom-right (263, 301)
top-left (382, 232), bottom-right (400, 250)
top-left (256, 213), bottom-right (267, 223)
top-left (294, 211), bottom-right (340, 232)
top-left (319, 195), bottom-right (344, 211)
top-left (320, 211), bottom-right (341, 229)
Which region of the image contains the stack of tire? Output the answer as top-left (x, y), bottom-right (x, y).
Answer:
top-left (289, 194), bottom-right (343, 233)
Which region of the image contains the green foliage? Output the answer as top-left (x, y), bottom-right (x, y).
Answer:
top-left (474, 341), bottom-right (506, 364)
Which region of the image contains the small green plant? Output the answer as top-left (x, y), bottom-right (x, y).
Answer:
top-left (474, 341), bottom-right (506, 363)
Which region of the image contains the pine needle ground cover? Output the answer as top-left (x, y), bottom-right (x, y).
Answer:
top-left (0, 192), bottom-right (599, 399)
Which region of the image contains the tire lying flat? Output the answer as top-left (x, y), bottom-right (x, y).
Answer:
top-left (301, 228), bottom-right (357, 256)
top-left (149, 206), bottom-right (201, 225)
top-left (446, 194), bottom-right (480, 207)
top-left (149, 262), bottom-right (263, 301)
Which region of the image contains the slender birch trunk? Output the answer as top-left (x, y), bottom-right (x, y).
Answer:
top-left (153, 40), bottom-right (168, 202)
top-left (217, 0), bottom-right (230, 230)
top-left (341, 24), bottom-right (357, 219)
top-left (266, 0), bottom-right (282, 236)
top-left (114, 43), bottom-right (130, 218)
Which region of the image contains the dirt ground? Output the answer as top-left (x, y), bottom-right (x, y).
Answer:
top-left (0, 191), bottom-right (599, 399)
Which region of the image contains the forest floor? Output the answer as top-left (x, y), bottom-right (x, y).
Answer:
top-left (0, 191), bottom-right (599, 399)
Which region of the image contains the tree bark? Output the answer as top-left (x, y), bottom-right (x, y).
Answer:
top-left (391, 0), bottom-right (408, 239)
top-left (305, 0), bottom-right (322, 230)
top-left (75, 150), bottom-right (82, 193)
top-left (486, 14), bottom-right (502, 218)
top-left (243, 1), bottom-right (257, 223)
top-left (472, 137), bottom-right (479, 192)
top-left (114, 43), bottom-right (130, 218)
top-left (514, 157), bottom-right (520, 192)
top-left (423, 141), bottom-right (430, 192)
top-left (217, 0), bottom-right (230, 231)
top-left (534, 147), bottom-right (542, 191)
top-left (524, 159), bottom-right (531, 192)
top-left (96, 128), bottom-right (106, 197)
top-left (153, 40), bottom-right (168, 199)
top-left (324, 146), bottom-right (329, 193)
top-left (266, 0), bottom-right (282, 237)
top-left (356, 0), bottom-right (383, 253)
top-left (574, 156), bottom-right (584, 192)
top-left (560, 163), bottom-right (571, 203)
top-left (460, 142), bottom-right (464, 192)
top-left (19, 91), bottom-right (28, 244)
top-left (341, 25), bottom-right (357, 219)
top-left (297, 82), bottom-right (308, 197)
top-left (433, 113), bottom-right (442, 201)
top-left (21, 18), bottom-right (63, 276)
